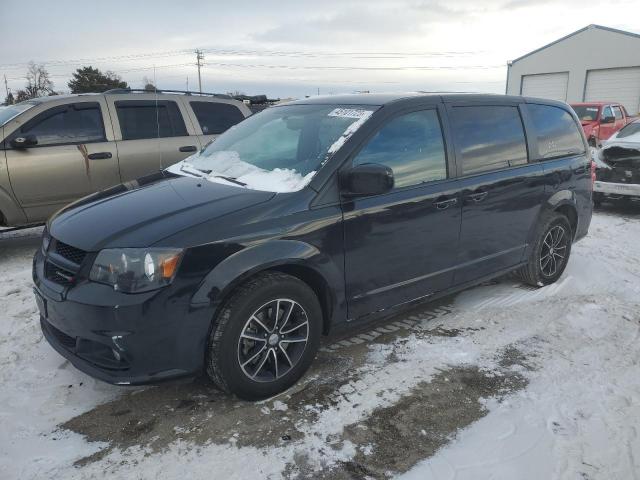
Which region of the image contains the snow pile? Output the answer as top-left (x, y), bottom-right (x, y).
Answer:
top-left (2, 211), bottom-right (640, 479)
top-left (0, 228), bottom-right (123, 479)
top-left (167, 151), bottom-right (315, 193)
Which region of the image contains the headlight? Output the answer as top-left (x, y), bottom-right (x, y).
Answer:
top-left (89, 248), bottom-right (183, 293)
top-left (41, 229), bottom-right (51, 254)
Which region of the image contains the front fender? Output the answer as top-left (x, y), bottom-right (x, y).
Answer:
top-left (191, 239), bottom-right (343, 312)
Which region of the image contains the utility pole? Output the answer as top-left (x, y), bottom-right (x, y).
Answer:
top-left (3, 74), bottom-right (9, 98)
top-left (195, 50), bottom-right (204, 93)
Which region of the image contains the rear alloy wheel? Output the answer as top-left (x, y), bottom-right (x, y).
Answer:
top-left (206, 272), bottom-right (322, 400)
top-left (539, 225), bottom-right (569, 278)
top-left (517, 212), bottom-right (572, 287)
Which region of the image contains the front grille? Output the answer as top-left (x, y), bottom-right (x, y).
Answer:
top-left (45, 262), bottom-right (75, 287)
top-left (44, 320), bottom-right (77, 349)
top-left (54, 241), bottom-right (87, 265)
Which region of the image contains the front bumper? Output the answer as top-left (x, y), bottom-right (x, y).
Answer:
top-left (594, 180), bottom-right (640, 197)
top-left (34, 249), bottom-right (214, 385)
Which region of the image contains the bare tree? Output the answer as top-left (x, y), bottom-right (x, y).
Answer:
top-left (19, 62), bottom-right (55, 99)
top-left (142, 76), bottom-right (156, 92)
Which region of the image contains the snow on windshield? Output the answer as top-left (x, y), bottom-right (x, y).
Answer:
top-left (167, 106), bottom-right (374, 193)
top-left (167, 151), bottom-right (317, 193)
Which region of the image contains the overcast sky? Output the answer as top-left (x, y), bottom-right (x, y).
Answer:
top-left (1, 0), bottom-right (638, 98)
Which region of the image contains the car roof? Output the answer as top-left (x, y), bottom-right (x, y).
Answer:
top-left (19, 91), bottom-right (236, 105)
top-left (285, 92), bottom-right (533, 107)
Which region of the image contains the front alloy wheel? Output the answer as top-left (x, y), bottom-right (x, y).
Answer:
top-left (206, 272), bottom-right (322, 400)
top-left (238, 299), bottom-right (309, 382)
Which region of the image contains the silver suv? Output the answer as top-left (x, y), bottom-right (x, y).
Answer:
top-left (0, 90), bottom-right (252, 227)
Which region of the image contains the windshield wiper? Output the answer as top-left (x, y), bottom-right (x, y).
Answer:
top-left (214, 175), bottom-right (247, 186)
top-left (179, 164), bottom-right (211, 178)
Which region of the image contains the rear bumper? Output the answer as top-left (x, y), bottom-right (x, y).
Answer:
top-left (594, 181), bottom-right (640, 197)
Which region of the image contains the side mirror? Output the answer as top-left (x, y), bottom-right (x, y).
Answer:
top-left (341, 163), bottom-right (394, 197)
top-left (601, 115), bottom-right (615, 124)
top-left (10, 134), bottom-right (38, 149)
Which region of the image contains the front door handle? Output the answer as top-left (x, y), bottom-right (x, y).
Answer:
top-left (179, 145), bottom-right (198, 153)
top-left (466, 191), bottom-right (489, 203)
top-left (433, 197), bottom-right (458, 210)
top-left (87, 152), bottom-right (112, 160)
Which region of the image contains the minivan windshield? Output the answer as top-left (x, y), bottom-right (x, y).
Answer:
top-left (167, 104), bottom-right (377, 192)
top-left (571, 105), bottom-right (600, 122)
top-left (0, 102), bottom-right (36, 126)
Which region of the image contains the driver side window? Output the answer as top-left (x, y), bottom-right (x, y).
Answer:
top-left (602, 106), bottom-right (613, 119)
top-left (15, 103), bottom-right (106, 147)
top-left (353, 109), bottom-right (447, 189)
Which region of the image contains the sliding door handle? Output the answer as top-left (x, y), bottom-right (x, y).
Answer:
top-left (433, 197), bottom-right (458, 210)
top-left (466, 191), bottom-right (489, 203)
top-left (87, 152), bottom-right (112, 160)
top-left (179, 145), bottom-right (198, 153)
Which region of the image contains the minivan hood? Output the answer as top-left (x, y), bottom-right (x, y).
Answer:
top-left (49, 174), bottom-right (275, 251)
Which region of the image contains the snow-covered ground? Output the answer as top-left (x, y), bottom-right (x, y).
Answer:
top-left (1, 207), bottom-right (639, 479)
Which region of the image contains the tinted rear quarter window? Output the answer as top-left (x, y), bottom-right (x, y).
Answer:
top-left (190, 101), bottom-right (245, 134)
top-left (527, 104), bottom-right (585, 159)
top-left (115, 100), bottom-right (187, 140)
top-left (450, 105), bottom-right (528, 175)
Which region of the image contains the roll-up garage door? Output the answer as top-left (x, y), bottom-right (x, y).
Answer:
top-left (521, 73), bottom-right (569, 101)
top-left (585, 67), bottom-right (640, 115)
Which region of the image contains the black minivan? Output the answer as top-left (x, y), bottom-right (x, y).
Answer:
top-left (34, 93), bottom-right (593, 399)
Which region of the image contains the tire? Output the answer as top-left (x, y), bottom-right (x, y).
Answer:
top-left (517, 212), bottom-right (573, 287)
top-left (205, 271), bottom-right (322, 400)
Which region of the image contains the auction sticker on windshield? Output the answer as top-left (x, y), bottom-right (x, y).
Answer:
top-left (328, 108), bottom-right (372, 119)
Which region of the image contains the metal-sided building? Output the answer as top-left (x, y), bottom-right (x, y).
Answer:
top-left (506, 24), bottom-right (640, 114)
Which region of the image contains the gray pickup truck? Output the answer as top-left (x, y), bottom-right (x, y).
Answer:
top-left (0, 90), bottom-right (251, 227)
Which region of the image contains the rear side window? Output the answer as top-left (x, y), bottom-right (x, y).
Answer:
top-left (115, 100), bottom-right (187, 140)
top-left (450, 106), bottom-right (528, 175)
top-left (353, 109), bottom-right (447, 189)
top-left (17, 103), bottom-right (105, 147)
top-left (527, 104), bottom-right (585, 159)
top-left (613, 106), bottom-right (623, 120)
top-left (190, 101), bottom-right (245, 134)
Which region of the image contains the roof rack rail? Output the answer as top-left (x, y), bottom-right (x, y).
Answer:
top-left (103, 88), bottom-right (232, 99)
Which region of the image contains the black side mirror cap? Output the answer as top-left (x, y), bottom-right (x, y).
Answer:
top-left (341, 163), bottom-right (394, 197)
top-left (601, 116), bottom-right (615, 124)
top-left (10, 134), bottom-right (38, 149)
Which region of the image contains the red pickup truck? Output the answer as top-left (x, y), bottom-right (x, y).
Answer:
top-left (570, 102), bottom-right (634, 147)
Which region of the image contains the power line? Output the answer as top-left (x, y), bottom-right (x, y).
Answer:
top-left (201, 62), bottom-right (504, 71)
top-left (0, 46), bottom-right (485, 70)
